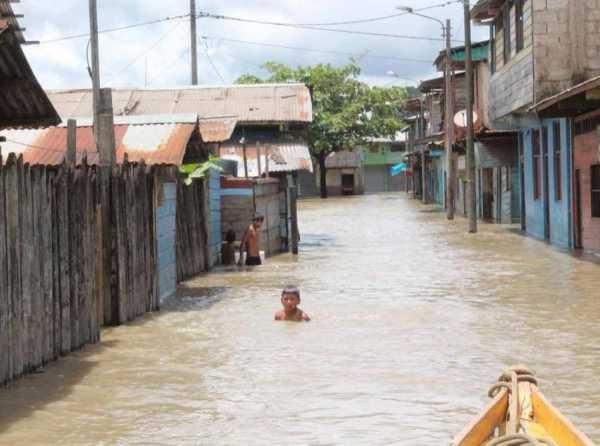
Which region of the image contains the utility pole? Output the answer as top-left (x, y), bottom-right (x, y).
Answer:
top-left (190, 0), bottom-right (198, 85)
top-left (88, 0), bottom-right (101, 131)
top-left (464, 0), bottom-right (477, 233)
top-left (445, 19), bottom-right (455, 220)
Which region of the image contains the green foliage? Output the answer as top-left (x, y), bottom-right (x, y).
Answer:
top-left (235, 61), bottom-right (408, 158)
top-left (179, 157), bottom-right (223, 186)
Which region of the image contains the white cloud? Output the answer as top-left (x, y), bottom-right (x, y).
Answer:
top-left (16, 0), bottom-right (487, 90)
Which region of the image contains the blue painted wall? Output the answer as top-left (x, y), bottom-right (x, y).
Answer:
top-left (207, 169), bottom-right (222, 267)
top-left (521, 119), bottom-right (572, 249)
top-left (157, 181), bottom-right (177, 302)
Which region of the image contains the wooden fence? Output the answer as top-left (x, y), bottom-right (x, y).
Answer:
top-left (176, 179), bottom-right (209, 282)
top-left (0, 154), bottom-right (160, 386)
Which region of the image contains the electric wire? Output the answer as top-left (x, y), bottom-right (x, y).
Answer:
top-left (202, 35), bottom-right (434, 64)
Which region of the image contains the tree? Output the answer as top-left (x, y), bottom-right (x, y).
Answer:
top-left (237, 61), bottom-right (407, 198)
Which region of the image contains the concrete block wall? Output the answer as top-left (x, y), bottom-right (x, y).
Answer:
top-left (221, 179), bottom-right (255, 245)
top-left (220, 177), bottom-right (285, 257)
top-left (255, 179), bottom-right (283, 256)
top-left (489, 46), bottom-right (535, 121)
top-left (533, 0), bottom-right (600, 101)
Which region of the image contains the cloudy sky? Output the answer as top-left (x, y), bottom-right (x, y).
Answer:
top-left (14, 0), bottom-right (487, 91)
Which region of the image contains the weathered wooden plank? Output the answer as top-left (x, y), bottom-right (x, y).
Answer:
top-left (69, 167), bottom-right (81, 349)
top-left (150, 168), bottom-right (160, 311)
top-left (41, 168), bottom-right (54, 363)
top-left (50, 170), bottom-right (61, 359)
top-left (87, 168), bottom-right (99, 344)
top-left (21, 164), bottom-right (35, 372)
top-left (29, 166), bottom-right (43, 369)
top-left (58, 167), bottom-right (71, 354)
top-left (6, 155), bottom-right (23, 379)
top-left (136, 163), bottom-right (147, 317)
top-left (126, 163), bottom-right (137, 321)
top-left (0, 158), bottom-right (10, 384)
top-left (79, 165), bottom-right (90, 344)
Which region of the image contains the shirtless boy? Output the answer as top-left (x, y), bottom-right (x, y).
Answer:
top-left (239, 215), bottom-right (264, 266)
top-left (274, 286), bottom-right (310, 322)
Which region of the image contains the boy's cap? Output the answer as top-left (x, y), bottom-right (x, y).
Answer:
top-left (253, 214), bottom-right (265, 222)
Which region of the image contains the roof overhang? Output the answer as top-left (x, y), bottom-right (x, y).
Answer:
top-left (471, 0), bottom-right (506, 24)
top-left (0, 26), bottom-right (60, 130)
top-left (531, 76), bottom-right (600, 118)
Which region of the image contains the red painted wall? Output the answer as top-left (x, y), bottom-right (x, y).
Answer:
top-left (573, 131), bottom-right (600, 253)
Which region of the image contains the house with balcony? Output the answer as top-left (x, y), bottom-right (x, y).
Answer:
top-left (472, 0), bottom-right (600, 247)
top-left (435, 40), bottom-right (520, 224)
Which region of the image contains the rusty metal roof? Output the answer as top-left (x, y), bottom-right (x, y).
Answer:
top-left (0, 25), bottom-right (60, 130)
top-left (47, 83), bottom-right (313, 124)
top-left (0, 115), bottom-right (198, 165)
top-left (199, 115), bottom-right (237, 142)
top-left (219, 141), bottom-right (313, 177)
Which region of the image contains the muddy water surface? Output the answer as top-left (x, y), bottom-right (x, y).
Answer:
top-left (1, 194), bottom-right (600, 445)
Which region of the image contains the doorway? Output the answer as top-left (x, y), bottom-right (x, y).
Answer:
top-left (481, 168), bottom-right (494, 221)
top-left (341, 174), bottom-right (355, 195)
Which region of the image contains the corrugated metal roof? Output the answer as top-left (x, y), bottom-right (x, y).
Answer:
top-left (199, 116), bottom-right (237, 143)
top-left (47, 83), bottom-right (313, 124)
top-left (219, 142), bottom-right (313, 177)
top-left (0, 119), bottom-right (196, 166)
top-left (0, 2), bottom-right (25, 43)
top-left (0, 25), bottom-right (60, 130)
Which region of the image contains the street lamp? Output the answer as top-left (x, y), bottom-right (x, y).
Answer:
top-left (396, 6), bottom-right (446, 36)
top-left (396, 5), bottom-right (455, 219)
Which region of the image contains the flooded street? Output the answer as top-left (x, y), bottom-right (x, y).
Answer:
top-left (2, 194), bottom-right (600, 445)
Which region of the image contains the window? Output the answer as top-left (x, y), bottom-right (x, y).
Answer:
top-left (532, 129), bottom-right (541, 200)
top-left (592, 165), bottom-right (600, 218)
top-left (515, 0), bottom-right (524, 52)
top-left (553, 121), bottom-right (562, 201)
top-left (503, 2), bottom-right (512, 63)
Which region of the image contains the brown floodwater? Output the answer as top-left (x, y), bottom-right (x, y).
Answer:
top-left (1, 194), bottom-right (600, 445)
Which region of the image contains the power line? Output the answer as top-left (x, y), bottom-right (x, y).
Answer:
top-left (147, 46), bottom-right (190, 85)
top-left (202, 1), bottom-right (461, 27)
top-left (39, 13), bottom-right (190, 44)
top-left (202, 36), bottom-right (434, 64)
top-left (204, 50), bottom-right (226, 83)
top-left (199, 12), bottom-right (449, 42)
top-left (109, 20), bottom-right (186, 78)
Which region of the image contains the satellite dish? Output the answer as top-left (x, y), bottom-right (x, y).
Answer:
top-left (454, 109), bottom-right (479, 128)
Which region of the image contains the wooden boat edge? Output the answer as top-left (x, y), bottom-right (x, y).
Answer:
top-left (450, 388), bottom-right (509, 446)
top-left (531, 387), bottom-right (596, 446)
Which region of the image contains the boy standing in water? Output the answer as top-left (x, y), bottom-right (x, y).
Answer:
top-left (238, 215), bottom-right (264, 266)
top-left (275, 286), bottom-right (310, 322)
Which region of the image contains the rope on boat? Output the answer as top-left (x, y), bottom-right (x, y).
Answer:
top-left (484, 366), bottom-right (554, 446)
top-left (484, 433), bottom-right (558, 446)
